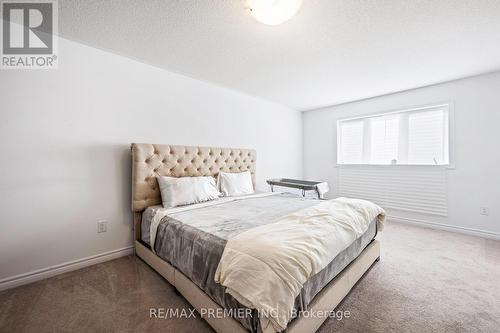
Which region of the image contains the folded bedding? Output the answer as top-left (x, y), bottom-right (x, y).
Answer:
top-left (148, 194), bottom-right (385, 332)
top-left (215, 197), bottom-right (385, 332)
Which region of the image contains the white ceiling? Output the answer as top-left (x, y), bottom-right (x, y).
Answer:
top-left (59, 0), bottom-right (500, 111)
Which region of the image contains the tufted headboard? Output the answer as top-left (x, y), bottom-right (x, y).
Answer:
top-left (130, 143), bottom-right (257, 213)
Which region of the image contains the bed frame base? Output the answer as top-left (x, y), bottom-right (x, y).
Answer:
top-left (135, 239), bottom-right (380, 333)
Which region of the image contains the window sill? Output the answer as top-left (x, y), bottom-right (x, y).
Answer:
top-left (335, 164), bottom-right (455, 170)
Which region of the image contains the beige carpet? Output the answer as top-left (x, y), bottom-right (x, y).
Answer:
top-left (1, 222), bottom-right (499, 333)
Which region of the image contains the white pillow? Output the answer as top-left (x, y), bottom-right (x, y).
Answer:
top-left (156, 176), bottom-right (221, 208)
top-left (218, 171), bottom-right (254, 196)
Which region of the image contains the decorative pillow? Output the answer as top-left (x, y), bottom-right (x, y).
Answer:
top-left (218, 171), bottom-right (254, 196)
top-left (156, 176), bottom-right (221, 208)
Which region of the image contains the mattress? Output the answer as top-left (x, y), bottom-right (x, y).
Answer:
top-left (147, 194), bottom-right (377, 332)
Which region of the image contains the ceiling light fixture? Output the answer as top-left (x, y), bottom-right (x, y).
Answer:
top-left (248, 0), bottom-right (302, 26)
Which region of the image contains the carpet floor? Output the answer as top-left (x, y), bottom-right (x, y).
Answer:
top-left (1, 222), bottom-right (499, 333)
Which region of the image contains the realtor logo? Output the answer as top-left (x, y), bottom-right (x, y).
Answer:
top-left (1, 0), bottom-right (58, 69)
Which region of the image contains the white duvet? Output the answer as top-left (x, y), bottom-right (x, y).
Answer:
top-left (214, 197), bottom-right (385, 333)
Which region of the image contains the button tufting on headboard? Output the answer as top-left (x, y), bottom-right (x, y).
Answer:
top-left (130, 143), bottom-right (256, 212)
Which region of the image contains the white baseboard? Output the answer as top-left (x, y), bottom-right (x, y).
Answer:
top-left (2, 217), bottom-right (498, 292)
top-left (0, 246), bottom-right (134, 292)
top-left (387, 215), bottom-right (500, 240)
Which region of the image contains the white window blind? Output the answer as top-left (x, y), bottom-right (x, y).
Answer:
top-left (339, 166), bottom-right (448, 216)
top-left (337, 104), bottom-right (450, 165)
top-left (370, 115), bottom-right (399, 164)
top-left (339, 120), bottom-right (364, 164)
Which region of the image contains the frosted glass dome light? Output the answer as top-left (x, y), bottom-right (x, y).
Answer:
top-left (248, 0), bottom-right (302, 26)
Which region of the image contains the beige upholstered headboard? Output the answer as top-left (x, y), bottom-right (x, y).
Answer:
top-left (130, 143), bottom-right (257, 213)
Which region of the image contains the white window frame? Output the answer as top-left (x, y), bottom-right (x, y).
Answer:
top-left (336, 102), bottom-right (455, 168)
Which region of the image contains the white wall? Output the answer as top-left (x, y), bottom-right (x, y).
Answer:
top-left (303, 71), bottom-right (500, 237)
top-left (0, 38), bottom-right (302, 283)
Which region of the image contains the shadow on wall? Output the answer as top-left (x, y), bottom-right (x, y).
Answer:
top-left (84, 143), bottom-right (134, 239)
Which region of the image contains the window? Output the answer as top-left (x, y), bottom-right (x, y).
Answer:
top-left (337, 104), bottom-right (450, 165)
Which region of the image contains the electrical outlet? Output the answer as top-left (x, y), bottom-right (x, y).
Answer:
top-left (480, 206), bottom-right (490, 216)
top-left (97, 220), bottom-right (107, 233)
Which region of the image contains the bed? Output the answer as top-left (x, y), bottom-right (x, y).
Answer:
top-left (131, 143), bottom-right (382, 333)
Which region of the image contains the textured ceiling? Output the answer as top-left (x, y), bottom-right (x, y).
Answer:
top-left (59, 0), bottom-right (500, 110)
